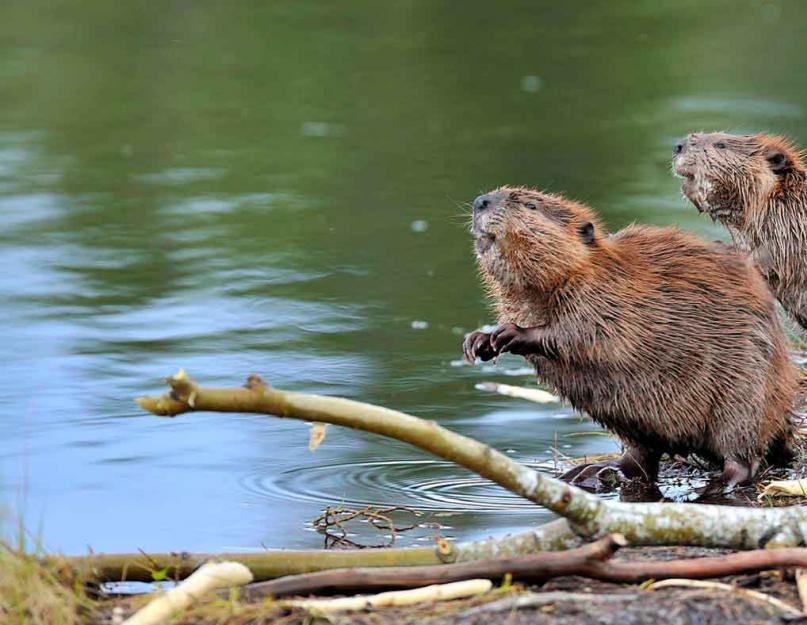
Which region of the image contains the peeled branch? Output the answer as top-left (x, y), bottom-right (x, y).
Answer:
top-left (759, 479), bottom-right (807, 498)
top-left (647, 579), bottom-right (802, 617)
top-left (475, 381), bottom-right (560, 404)
top-left (122, 561), bottom-right (252, 625)
top-left (284, 579), bottom-right (493, 614)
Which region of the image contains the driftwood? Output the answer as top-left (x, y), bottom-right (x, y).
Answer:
top-left (243, 534), bottom-right (807, 598)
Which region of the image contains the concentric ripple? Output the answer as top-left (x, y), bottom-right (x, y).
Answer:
top-left (241, 459), bottom-right (557, 513)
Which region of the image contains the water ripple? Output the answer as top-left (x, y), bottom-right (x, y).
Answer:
top-left (242, 458), bottom-right (557, 513)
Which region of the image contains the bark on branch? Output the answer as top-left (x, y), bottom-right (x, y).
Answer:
top-left (244, 536), bottom-right (807, 599)
top-left (59, 520), bottom-right (577, 583)
top-left (133, 371), bottom-right (807, 572)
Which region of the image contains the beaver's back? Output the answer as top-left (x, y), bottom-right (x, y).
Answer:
top-left (537, 224), bottom-right (796, 463)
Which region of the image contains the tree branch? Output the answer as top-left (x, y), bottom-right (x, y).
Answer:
top-left (132, 371), bottom-right (807, 574)
top-left (58, 519), bottom-right (578, 583)
top-left (242, 537), bottom-right (807, 598)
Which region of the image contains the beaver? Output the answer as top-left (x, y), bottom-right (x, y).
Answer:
top-left (673, 132), bottom-right (807, 330)
top-left (463, 186), bottom-right (799, 490)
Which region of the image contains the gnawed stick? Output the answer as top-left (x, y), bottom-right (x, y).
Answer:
top-left (458, 591), bottom-right (639, 617)
top-left (135, 371), bottom-right (807, 553)
top-left (475, 381), bottom-right (560, 404)
top-left (284, 579), bottom-right (493, 614)
top-left (648, 579), bottom-right (802, 617)
top-left (243, 537), bottom-right (807, 599)
top-left (122, 561), bottom-right (252, 625)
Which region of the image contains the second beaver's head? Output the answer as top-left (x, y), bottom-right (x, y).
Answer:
top-left (673, 132), bottom-right (805, 226)
top-left (471, 186), bottom-right (602, 292)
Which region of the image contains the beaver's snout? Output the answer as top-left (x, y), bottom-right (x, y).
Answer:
top-left (473, 191), bottom-right (505, 214)
top-left (672, 135), bottom-right (699, 179)
top-left (472, 191), bottom-right (505, 241)
top-left (473, 194), bottom-right (492, 212)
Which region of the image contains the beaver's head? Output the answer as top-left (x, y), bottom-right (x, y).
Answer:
top-left (471, 186), bottom-right (601, 292)
top-left (673, 132), bottom-right (804, 227)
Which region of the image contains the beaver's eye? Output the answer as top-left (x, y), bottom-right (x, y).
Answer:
top-left (524, 202), bottom-right (537, 210)
top-left (715, 142), bottom-right (727, 149)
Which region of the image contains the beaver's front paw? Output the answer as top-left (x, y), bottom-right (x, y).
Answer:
top-left (463, 331), bottom-right (498, 363)
top-left (490, 323), bottom-right (542, 356)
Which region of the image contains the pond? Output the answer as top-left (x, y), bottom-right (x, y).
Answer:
top-left (1, 0), bottom-right (805, 554)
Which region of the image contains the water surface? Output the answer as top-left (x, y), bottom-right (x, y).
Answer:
top-left (2, 0), bottom-right (806, 554)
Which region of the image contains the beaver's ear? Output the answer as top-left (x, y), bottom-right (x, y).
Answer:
top-left (766, 149), bottom-right (791, 174)
top-left (578, 222), bottom-right (595, 245)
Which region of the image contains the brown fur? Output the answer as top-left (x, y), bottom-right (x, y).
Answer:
top-left (470, 186), bottom-right (799, 482)
top-left (674, 132), bottom-right (807, 330)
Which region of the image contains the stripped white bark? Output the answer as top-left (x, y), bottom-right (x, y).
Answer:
top-left (284, 579), bottom-right (492, 613)
top-left (475, 381), bottom-right (560, 404)
top-left (459, 591), bottom-right (638, 617)
top-left (122, 562), bottom-right (252, 625)
top-left (796, 568), bottom-right (807, 614)
top-left (648, 579), bottom-right (802, 617)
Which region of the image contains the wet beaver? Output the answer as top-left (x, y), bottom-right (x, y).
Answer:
top-left (673, 132), bottom-right (807, 330)
top-left (463, 186), bottom-right (799, 490)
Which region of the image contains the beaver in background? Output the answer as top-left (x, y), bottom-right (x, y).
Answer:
top-left (674, 132), bottom-right (807, 331)
top-left (463, 186), bottom-right (798, 492)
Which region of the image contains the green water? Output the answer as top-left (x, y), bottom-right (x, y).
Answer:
top-left (1, 0), bottom-right (805, 554)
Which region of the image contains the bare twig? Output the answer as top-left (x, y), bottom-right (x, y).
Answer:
top-left (458, 591), bottom-right (638, 617)
top-left (648, 579), bottom-right (802, 617)
top-left (311, 505), bottom-right (421, 549)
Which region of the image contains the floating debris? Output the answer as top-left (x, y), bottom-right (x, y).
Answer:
top-left (410, 219), bottom-right (429, 233)
top-left (411, 320), bottom-right (429, 330)
top-left (475, 381), bottom-right (560, 404)
top-left (309, 422), bottom-right (327, 451)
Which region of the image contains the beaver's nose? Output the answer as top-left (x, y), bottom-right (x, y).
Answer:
top-left (473, 194), bottom-right (492, 213)
top-left (674, 134), bottom-right (699, 156)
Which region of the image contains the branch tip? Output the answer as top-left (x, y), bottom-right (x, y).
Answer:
top-left (245, 374), bottom-right (268, 390)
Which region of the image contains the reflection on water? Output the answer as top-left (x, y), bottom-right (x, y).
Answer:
top-left (1, 0), bottom-right (807, 554)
